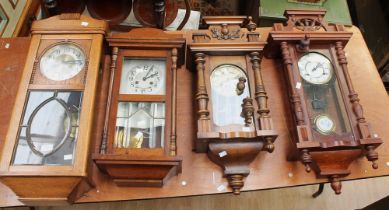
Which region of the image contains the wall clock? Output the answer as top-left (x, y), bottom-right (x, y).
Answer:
top-left (265, 9), bottom-right (382, 194)
top-left (0, 14), bottom-right (107, 205)
top-left (93, 28), bottom-right (185, 187)
top-left (188, 16), bottom-right (278, 194)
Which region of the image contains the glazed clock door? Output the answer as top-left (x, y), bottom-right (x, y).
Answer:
top-left (297, 51), bottom-right (353, 142)
top-left (11, 40), bottom-right (91, 166)
top-left (108, 50), bottom-right (171, 154)
top-left (209, 64), bottom-right (251, 129)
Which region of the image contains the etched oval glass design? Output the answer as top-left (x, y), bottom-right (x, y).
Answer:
top-left (26, 97), bottom-right (71, 157)
top-left (12, 91), bottom-right (82, 165)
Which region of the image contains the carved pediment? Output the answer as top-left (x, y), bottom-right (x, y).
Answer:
top-left (192, 16), bottom-right (261, 43)
top-left (272, 9), bottom-right (347, 32)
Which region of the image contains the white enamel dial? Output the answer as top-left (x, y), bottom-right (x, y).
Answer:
top-left (210, 64), bottom-right (247, 96)
top-left (120, 59), bottom-right (166, 95)
top-left (314, 114), bottom-right (335, 134)
top-left (298, 52), bottom-right (333, 85)
top-left (40, 43), bottom-right (85, 81)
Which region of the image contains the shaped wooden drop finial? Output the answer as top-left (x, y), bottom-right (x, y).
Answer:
top-left (330, 175), bottom-right (342, 195)
top-left (241, 97), bottom-right (254, 127)
top-left (228, 174), bottom-right (245, 195)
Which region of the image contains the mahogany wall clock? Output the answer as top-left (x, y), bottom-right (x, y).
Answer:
top-left (187, 16), bottom-right (277, 194)
top-left (265, 9), bottom-right (382, 194)
top-left (0, 14), bottom-right (107, 205)
top-left (93, 28), bottom-right (185, 187)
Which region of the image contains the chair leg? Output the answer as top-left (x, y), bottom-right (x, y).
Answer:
top-left (312, 183), bottom-right (325, 198)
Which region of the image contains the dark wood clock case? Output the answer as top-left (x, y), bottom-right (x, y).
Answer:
top-left (188, 16), bottom-right (278, 194)
top-left (265, 9), bottom-right (382, 194)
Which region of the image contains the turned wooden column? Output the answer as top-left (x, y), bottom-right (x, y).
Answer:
top-left (280, 42), bottom-right (312, 171)
top-left (195, 53), bottom-right (209, 120)
top-left (170, 48), bottom-right (178, 156)
top-left (280, 42), bottom-right (305, 126)
top-left (335, 41), bottom-right (378, 169)
top-left (100, 47), bottom-right (119, 154)
top-left (249, 52), bottom-right (270, 122)
top-left (335, 41), bottom-right (366, 123)
top-left (249, 51), bottom-right (274, 153)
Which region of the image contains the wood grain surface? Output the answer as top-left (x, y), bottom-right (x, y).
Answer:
top-left (0, 26), bottom-right (388, 207)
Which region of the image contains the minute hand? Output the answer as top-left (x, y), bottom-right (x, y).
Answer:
top-left (143, 65), bottom-right (154, 81)
top-left (143, 72), bottom-right (158, 80)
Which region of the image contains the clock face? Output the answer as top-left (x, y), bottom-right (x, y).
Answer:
top-left (210, 64), bottom-right (250, 127)
top-left (314, 114), bottom-right (335, 134)
top-left (40, 43), bottom-right (86, 81)
top-left (298, 52), bottom-right (333, 85)
top-left (120, 59), bottom-right (166, 95)
top-left (210, 64), bottom-right (248, 96)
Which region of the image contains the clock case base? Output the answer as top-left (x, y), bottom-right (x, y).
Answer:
top-left (265, 9), bottom-right (382, 194)
top-left (93, 155), bottom-right (182, 187)
top-left (1, 176), bottom-right (91, 206)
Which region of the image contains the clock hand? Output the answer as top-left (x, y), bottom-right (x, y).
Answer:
top-left (62, 60), bottom-right (83, 64)
top-left (143, 72), bottom-right (158, 80)
top-left (312, 63), bottom-right (320, 72)
top-left (143, 65), bottom-right (154, 81)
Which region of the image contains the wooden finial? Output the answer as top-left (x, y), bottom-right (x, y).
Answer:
top-left (227, 174), bottom-right (244, 195)
top-left (330, 175), bottom-right (342, 194)
top-left (264, 137), bottom-right (275, 153)
top-left (246, 16), bottom-right (257, 32)
top-left (241, 97), bottom-right (255, 127)
top-left (301, 149), bottom-right (312, 172)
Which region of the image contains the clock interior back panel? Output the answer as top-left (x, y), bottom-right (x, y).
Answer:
top-left (1, 27), bottom-right (389, 206)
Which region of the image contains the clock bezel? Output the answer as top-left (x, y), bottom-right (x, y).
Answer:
top-left (298, 51), bottom-right (334, 85)
top-left (31, 40), bottom-right (90, 89)
top-left (39, 42), bottom-right (87, 82)
top-left (120, 58), bottom-right (166, 95)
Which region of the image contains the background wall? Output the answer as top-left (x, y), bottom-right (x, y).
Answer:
top-left (0, 0), bottom-right (27, 37)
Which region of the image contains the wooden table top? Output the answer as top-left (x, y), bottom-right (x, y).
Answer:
top-left (0, 26), bottom-right (388, 207)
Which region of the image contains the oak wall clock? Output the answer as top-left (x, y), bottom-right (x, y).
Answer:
top-left (265, 9), bottom-right (382, 194)
top-left (188, 16), bottom-right (277, 194)
top-left (0, 14), bottom-right (107, 205)
top-left (93, 28), bottom-right (185, 187)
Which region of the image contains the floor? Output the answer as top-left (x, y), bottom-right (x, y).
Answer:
top-left (3, 176), bottom-right (389, 210)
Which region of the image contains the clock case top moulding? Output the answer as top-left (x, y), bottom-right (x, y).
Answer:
top-left (187, 16), bottom-right (278, 194)
top-left (265, 9), bottom-right (382, 194)
top-left (93, 28), bottom-right (185, 187)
